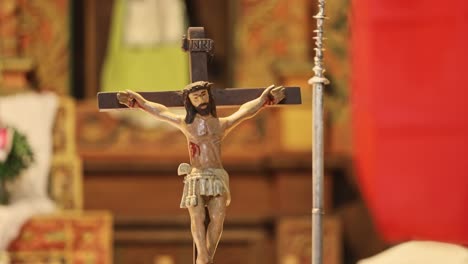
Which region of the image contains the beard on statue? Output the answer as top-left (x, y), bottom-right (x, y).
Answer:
top-left (195, 103), bottom-right (212, 116)
top-left (183, 81), bottom-right (218, 124)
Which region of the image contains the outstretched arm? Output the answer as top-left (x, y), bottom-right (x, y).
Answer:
top-left (221, 85), bottom-right (285, 133)
top-left (117, 90), bottom-right (183, 128)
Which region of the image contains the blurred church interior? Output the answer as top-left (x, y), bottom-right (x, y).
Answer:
top-left (0, 0), bottom-right (467, 264)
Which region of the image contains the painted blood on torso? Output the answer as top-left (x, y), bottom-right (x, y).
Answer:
top-left (184, 115), bottom-right (224, 169)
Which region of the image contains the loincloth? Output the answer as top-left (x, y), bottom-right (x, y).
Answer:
top-left (179, 168), bottom-right (231, 208)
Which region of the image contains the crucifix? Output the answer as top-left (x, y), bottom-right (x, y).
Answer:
top-left (98, 27), bottom-right (301, 264)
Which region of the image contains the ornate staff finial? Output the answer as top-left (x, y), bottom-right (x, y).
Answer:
top-left (310, 1), bottom-right (329, 264)
top-left (309, 0), bottom-right (330, 85)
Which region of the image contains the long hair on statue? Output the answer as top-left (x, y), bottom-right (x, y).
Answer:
top-left (182, 81), bottom-right (217, 124)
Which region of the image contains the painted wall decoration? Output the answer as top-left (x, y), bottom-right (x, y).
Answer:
top-left (232, 0), bottom-right (311, 87)
top-left (19, 0), bottom-right (70, 94)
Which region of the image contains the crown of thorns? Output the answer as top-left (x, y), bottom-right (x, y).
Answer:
top-left (183, 81), bottom-right (213, 92)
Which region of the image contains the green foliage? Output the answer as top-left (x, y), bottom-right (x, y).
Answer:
top-left (0, 128), bottom-right (34, 182)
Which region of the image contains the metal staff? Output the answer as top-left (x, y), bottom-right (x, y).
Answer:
top-left (309, 0), bottom-right (329, 264)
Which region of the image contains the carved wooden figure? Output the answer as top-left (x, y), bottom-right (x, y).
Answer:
top-left (117, 81), bottom-right (284, 264)
top-left (98, 27), bottom-right (302, 264)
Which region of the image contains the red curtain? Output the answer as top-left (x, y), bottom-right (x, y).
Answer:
top-left (351, 0), bottom-right (468, 244)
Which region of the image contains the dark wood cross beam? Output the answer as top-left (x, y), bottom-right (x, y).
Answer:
top-left (97, 27), bottom-right (301, 111)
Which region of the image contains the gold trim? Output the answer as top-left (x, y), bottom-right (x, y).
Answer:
top-left (0, 57), bottom-right (34, 71)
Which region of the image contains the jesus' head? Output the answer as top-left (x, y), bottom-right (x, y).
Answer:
top-left (182, 81), bottom-right (217, 124)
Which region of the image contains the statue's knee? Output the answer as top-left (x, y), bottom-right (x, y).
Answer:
top-left (210, 211), bottom-right (226, 223)
top-left (189, 207), bottom-right (206, 223)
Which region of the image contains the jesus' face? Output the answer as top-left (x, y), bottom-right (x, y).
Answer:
top-left (182, 82), bottom-right (217, 124)
top-left (188, 89), bottom-right (211, 115)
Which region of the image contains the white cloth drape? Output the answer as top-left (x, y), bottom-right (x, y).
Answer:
top-left (0, 93), bottom-right (58, 252)
top-left (358, 241), bottom-right (468, 264)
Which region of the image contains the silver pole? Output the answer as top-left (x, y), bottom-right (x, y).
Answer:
top-left (309, 0), bottom-right (329, 264)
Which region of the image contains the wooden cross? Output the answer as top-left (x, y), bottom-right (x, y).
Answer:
top-left (97, 27), bottom-right (302, 263)
top-left (97, 27), bottom-right (301, 110)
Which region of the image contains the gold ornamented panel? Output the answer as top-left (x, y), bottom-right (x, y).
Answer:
top-left (49, 156), bottom-right (83, 210)
top-left (232, 0), bottom-right (312, 87)
top-left (9, 212), bottom-right (113, 264)
top-left (19, 0), bottom-right (70, 94)
top-left (49, 96), bottom-right (82, 210)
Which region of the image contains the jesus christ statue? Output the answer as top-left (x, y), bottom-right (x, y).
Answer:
top-left (117, 81), bottom-right (285, 264)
